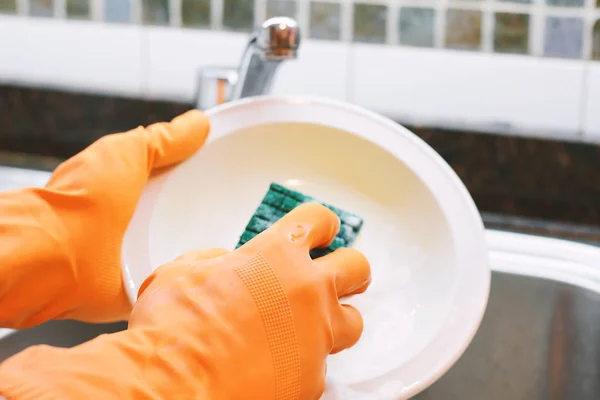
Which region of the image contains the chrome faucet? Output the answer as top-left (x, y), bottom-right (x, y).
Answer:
top-left (195, 17), bottom-right (300, 110)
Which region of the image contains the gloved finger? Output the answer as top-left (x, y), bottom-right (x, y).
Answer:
top-left (330, 304), bottom-right (364, 354)
top-left (271, 203), bottom-right (340, 250)
top-left (314, 247), bottom-right (371, 298)
top-left (175, 248), bottom-right (230, 262)
top-left (142, 109), bottom-right (210, 169)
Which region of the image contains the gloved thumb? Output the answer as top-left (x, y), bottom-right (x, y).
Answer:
top-left (141, 109), bottom-right (210, 170)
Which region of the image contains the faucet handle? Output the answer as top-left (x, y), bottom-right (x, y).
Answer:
top-left (256, 17), bottom-right (300, 61)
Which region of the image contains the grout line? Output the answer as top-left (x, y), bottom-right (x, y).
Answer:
top-left (16, 0), bottom-right (28, 16)
top-left (92, 0), bottom-right (104, 21)
top-left (530, 0), bottom-right (545, 57)
top-left (582, 0), bottom-right (596, 60)
top-left (387, 0), bottom-right (398, 45)
top-left (131, 0), bottom-right (142, 24)
top-left (54, 0), bottom-right (66, 19)
top-left (434, 0), bottom-right (447, 48)
top-left (481, 0), bottom-right (494, 53)
top-left (340, 0), bottom-right (353, 42)
top-left (254, 0), bottom-right (265, 28)
top-left (297, 0), bottom-right (310, 39)
top-left (211, 0), bottom-right (223, 29)
top-left (170, 0), bottom-right (181, 27)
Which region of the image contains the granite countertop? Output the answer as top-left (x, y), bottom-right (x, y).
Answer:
top-left (1, 83), bottom-right (599, 246)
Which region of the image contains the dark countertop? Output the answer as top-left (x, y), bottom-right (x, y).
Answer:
top-left (1, 83), bottom-right (599, 246)
top-left (3, 148), bottom-right (598, 245)
top-left (481, 213), bottom-right (600, 246)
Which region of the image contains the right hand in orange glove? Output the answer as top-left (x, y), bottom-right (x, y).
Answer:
top-left (0, 203), bottom-right (371, 399)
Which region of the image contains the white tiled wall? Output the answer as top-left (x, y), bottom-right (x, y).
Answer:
top-left (0, 17), bottom-right (144, 96)
top-left (350, 44), bottom-right (587, 137)
top-left (1, 0), bottom-right (600, 142)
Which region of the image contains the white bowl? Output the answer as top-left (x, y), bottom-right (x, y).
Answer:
top-left (122, 96), bottom-right (490, 399)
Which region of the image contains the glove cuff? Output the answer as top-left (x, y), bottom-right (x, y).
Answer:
top-left (0, 188), bottom-right (78, 328)
top-left (0, 331), bottom-right (165, 399)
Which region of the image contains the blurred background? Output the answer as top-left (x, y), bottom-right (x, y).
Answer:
top-left (0, 0), bottom-right (599, 240)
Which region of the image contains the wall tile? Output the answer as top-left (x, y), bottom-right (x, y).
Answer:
top-left (66, 0), bottom-right (90, 20)
top-left (182, 0), bottom-right (210, 28)
top-left (593, 20), bottom-right (600, 60)
top-left (546, 0), bottom-right (584, 6)
top-left (446, 9), bottom-right (482, 50)
top-left (353, 3), bottom-right (387, 44)
top-left (399, 7), bottom-right (435, 48)
top-left (105, 0), bottom-right (130, 23)
top-left (0, 0), bottom-right (16, 14)
top-left (310, 2), bottom-right (341, 41)
top-left (267, 0), bottom-right (296, 19)
top-left (544, 17), bottom-right (583, 58)
top-left (30, 0), bottom-right (53, 18)
top-left (223, 0), bottom-right (254, 32)
top-left (142, 0), bottom-right (169, 26)
top-left (494, 12), bottom-right (529, 54)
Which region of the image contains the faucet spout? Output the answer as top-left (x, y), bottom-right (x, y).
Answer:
top-left (230, 17), bottom-right (300, 101)
top-left (194, 17), bottom-right (300, 110)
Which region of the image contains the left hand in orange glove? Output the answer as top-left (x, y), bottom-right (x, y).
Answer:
top-left (0, 110), bottom-right (210, 328)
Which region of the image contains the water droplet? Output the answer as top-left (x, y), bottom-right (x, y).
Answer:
top-left (289, 224), bottom-right (306, 242)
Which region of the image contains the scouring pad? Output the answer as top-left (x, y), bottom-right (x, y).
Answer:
top-left (235, 183), bottom-right (363, 258)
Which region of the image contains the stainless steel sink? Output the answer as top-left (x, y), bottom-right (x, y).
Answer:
top-left (416, 272), bottom-right (600, 400)
top-left (2, 165), bottom-right (600, 400)
top-left (0, 321), bottom-right (127, 361)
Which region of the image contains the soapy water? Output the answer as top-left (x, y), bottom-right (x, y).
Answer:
top-left (283, 179), bottom-right (431, 386)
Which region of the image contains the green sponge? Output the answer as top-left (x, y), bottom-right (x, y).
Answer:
top-left (235, 183), bottom-right (363, 258)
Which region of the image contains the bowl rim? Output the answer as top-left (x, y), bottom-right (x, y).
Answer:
top-left (121, 95), bottom-right (490, 398)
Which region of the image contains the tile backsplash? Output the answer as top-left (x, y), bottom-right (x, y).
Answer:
top-left (0, 0), bottom-right (16, 13)
top-left (181, 0), bottom-right (210, 28)
top-left (4, 0), bottom-right (600, 60)
top-left (104, 0), bottom-right (130, 23)
top-left (399, 7), bottom-right (435, 48)
top-left (223, 0), bottom-right (254, 32)
top-left (310, 2), bottom-right (341, 41)
top-left (66, 0), bottom-right (90, 20)
top-left (494, 12), bottom-right (529, 54)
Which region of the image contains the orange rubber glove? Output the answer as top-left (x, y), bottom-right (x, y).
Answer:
top-left (0, 203), bottom-right (371, 399)
top-left (0, 110), bottom-right (210, 328)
